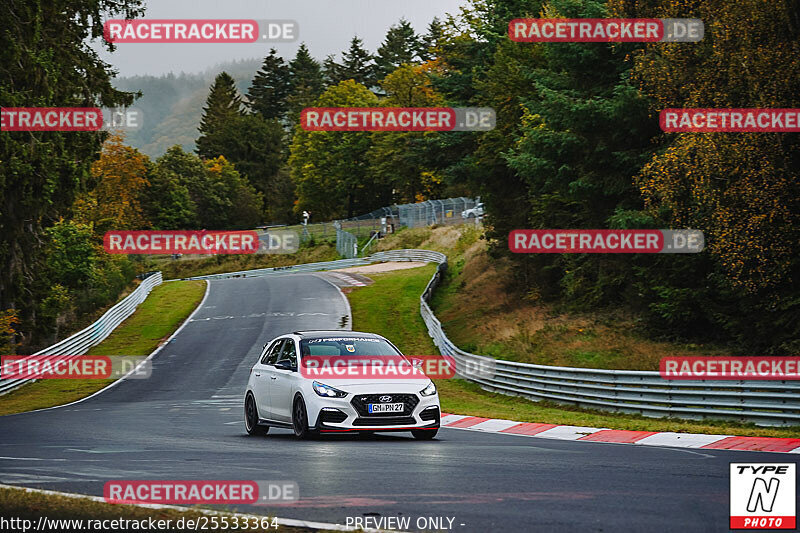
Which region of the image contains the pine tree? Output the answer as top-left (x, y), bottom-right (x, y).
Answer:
top-left (322, 54), bottom-right (344, 86)
top-left (419, 17), bottom-right (445, 61)
top-left (340, 36), bottom-right (376, 88)
top-left (246, 48), bottom-right (291, 120)
top-left (196, 72), bottom-right (244, 158)
top-left (287, 44), bottom-right (325, 122)
top-left (374, 19), bottom-right (420, 80)
top-left (289, 44), bottom-right (324, 95)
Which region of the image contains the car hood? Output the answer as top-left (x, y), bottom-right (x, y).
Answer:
top-left (314, 379), bottom-right (432, 392)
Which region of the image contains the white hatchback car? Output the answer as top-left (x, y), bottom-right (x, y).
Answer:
top-left (244, 331), bottom-right (441, 439)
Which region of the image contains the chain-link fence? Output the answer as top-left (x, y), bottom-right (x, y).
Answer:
top-left (335, 222), bottom-right (359, 258)
top-left (396, 197), bottom-right (478, 228)
top-left (330, 197), bottom-right (481, 257)
top-left (288, 197), bottom-right (481, 246)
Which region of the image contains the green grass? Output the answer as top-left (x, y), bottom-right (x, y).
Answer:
top-left (0, 487), bottom-right (323, 532)
top-left (0, 280), bottom-right (205, 416)
top-left (346, 265), bottom-right (800, 438)
top-left (148, 242), bottom-right (339, 280)
top-left (347, 264), bottom-right (438, 356)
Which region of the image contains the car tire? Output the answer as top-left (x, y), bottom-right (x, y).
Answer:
top-left (411, 428), bottom-right (438, 440)
top-left (292, 396), bottom-right (317, 439)
top-left (244, 393), bottom-right (268, 436)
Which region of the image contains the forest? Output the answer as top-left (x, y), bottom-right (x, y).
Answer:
top-left (1, 0), bottom-right (798, 355)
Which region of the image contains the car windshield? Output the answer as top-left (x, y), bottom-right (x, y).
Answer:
top-left (300, 337), bottom-right (401, 357)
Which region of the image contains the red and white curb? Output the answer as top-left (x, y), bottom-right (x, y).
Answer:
top-left (325, 271), bottom-right (367, 287)
top-left (440, 414), bottom-right (800, 453)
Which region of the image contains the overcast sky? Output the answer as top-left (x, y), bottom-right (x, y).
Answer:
top-left (97, 0), bottom-right (469, 78)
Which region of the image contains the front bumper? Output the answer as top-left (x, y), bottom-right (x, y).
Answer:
top-left (309, 392), bottom-right (441, 433)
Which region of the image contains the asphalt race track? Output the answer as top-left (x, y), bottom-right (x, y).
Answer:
top-left (0, 275), bottom-right (791, 532)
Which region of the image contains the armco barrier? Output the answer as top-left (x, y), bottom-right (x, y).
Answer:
top-left (8, 251), bottom-right (797, 426)
top-left (377, 249), bottom-right (800, 427)
top-left (180, 258), bottom-right (372, 281)
top-left (0, 272), bottom-right (163, 395)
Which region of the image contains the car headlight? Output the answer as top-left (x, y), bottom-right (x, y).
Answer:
top-left (420, 381), bottom-right (437, 397)
top-left (312, 381), bottom-right (348, 398)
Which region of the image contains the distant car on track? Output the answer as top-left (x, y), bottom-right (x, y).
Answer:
top-left (244, 331), bottom-right (441, 439)
top-left (461, 201), bottom-right (484, 220)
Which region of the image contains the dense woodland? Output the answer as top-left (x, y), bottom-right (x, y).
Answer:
top-left (1, 0), bottom-right (798, 355)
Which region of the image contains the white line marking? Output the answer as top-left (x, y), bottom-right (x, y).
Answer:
top-left (313, 274), bottom-right (352, 331)
top-left (0, 457), bottom-right (67, 461)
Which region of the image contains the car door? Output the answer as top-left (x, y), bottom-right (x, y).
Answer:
top-left (253, 339), bottom-right (284, 419)
top-left (269, 338), bottom-right (298, 422)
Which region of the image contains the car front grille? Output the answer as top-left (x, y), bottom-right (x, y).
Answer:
top-left (351, 393), bottom-right (419, 417)
top-left (353, 416), bottom-right (416, 426)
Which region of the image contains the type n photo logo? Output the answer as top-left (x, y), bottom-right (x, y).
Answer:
top-left (730, 463), bottom-right (796, 529)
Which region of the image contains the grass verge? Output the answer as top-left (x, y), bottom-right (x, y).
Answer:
top-left (347, 264), bottom-right (800, 438)
top-left (0, 486), bottom-right (324, 532)
top-left (0, 280), bottom-right (205, 416)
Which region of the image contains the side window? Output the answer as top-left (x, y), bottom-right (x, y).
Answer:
top-left (261, 339), bottom-right (284, 365)
top-left (277, 339), bottom-right (297, 369)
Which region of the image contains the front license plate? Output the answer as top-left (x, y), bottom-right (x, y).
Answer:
top-left (368, 403), bottom-right (404, 413)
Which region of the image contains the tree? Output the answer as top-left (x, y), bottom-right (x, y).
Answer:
top-left (247, 48), bottom-right (292, 121)
top-left (375, 19), bottom-right (421, 80)
top-left (0, 0), bottom-right (144, 320)
top-left (205, 156), bottom-right (263, 229)
top-left (73, 134), bottom-right (151, 234)
top-left (369, 64), bottom-right (448, 202)
top-left (196, 72), bottom-right (243, 158)
top-left (418, 17), bottom-right (445, 61)
top-left (322, 54), bottom-right (345, 86)
top-left (212, 114), bottom-right (285, 209)
top-left (289, 80), bottom-right (386, 219)
top-left (340, 36), bottom-right (377, 88)
top-left (287, 44), bottom-right (325, 123)
top-left (610, 0), bottom-right (800, 352)
top-left (153, 147), bottom-right (262, 229)
top-left (140, 161), bottom-right (198, 230)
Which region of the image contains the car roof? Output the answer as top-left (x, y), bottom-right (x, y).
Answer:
top-left (290, 330), bottom-right (386, 340)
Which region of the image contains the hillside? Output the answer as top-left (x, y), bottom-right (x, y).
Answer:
top-left (113, 58), bottom-right (261, 157)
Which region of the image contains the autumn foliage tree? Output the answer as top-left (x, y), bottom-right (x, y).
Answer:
top-left (610, 0), bottom-right (800, 352)
top-left (73, 134), bottom-right (150, 234)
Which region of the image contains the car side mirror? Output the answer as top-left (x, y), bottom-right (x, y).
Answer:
top-left (275, 360), bottom-right (294, 371)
